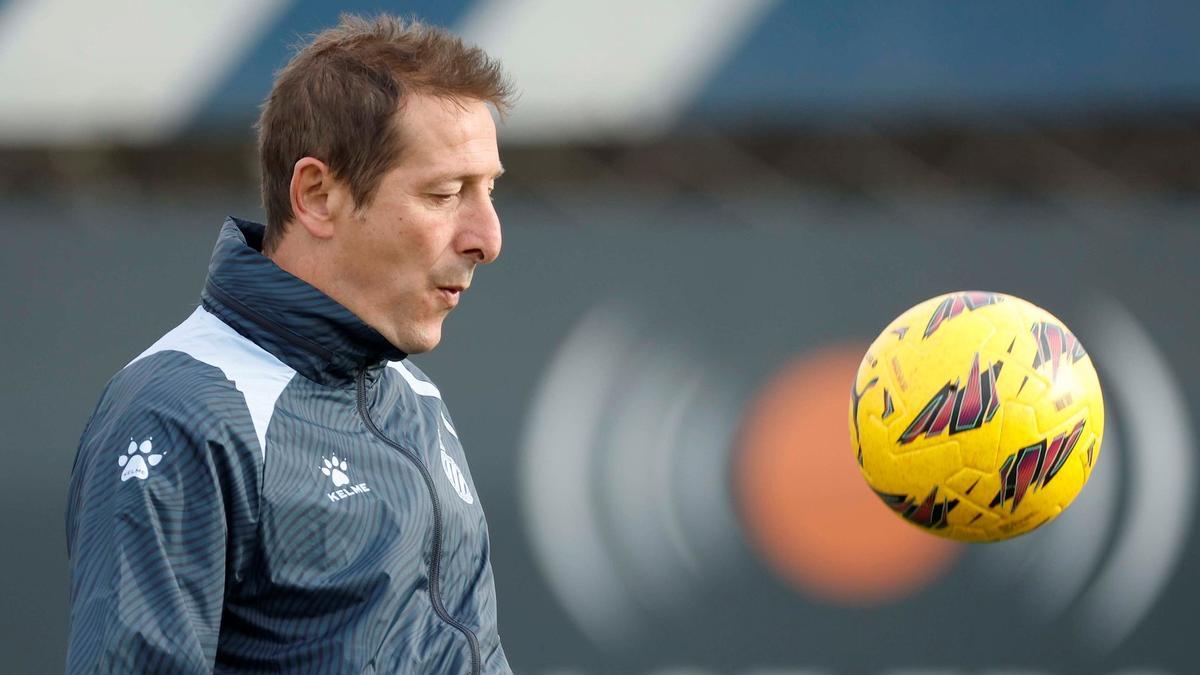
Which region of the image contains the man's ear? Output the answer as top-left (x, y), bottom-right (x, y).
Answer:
top-left (289, 157), bottom-right (353, 240)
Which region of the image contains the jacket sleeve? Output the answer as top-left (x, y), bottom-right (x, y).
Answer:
top-left (66, 358), bottom-right (256, 674)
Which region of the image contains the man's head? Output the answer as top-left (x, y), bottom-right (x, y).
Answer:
top-left (257, 15), bottom-right (513, 354)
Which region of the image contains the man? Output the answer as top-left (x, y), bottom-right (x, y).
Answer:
top-left (66, 15), bottom-right (513, 674)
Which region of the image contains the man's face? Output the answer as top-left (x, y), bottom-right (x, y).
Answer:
top-left (331, 94), bottom-right (503, 354)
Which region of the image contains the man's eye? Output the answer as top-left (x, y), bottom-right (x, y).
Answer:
top-left (430, 193), bottom-right (458, 205)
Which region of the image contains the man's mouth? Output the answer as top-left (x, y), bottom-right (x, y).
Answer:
top-left (437, 285), bottom-right (466, 306)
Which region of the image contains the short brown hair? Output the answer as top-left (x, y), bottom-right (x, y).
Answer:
top-left (256, 14), bottom-right (514, 253)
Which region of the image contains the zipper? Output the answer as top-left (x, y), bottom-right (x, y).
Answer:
top-left (356, 368), bottom-right (481, 675)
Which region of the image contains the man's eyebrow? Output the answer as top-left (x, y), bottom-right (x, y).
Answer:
top-left (430, 165), bottom-right (505, 183)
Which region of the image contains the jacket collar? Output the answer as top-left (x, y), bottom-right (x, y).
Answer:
top-left (200, 217), bottom-right (406, 386)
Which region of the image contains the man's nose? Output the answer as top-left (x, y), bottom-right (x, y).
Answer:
top-left (460, 193), bottom-right (502, 264)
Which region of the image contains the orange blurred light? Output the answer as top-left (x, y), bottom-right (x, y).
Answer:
top-left (735, 345), bottom-right (962, 605)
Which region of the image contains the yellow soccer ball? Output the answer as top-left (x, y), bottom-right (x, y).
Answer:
top-left (849, 291), bottom-right (1104, 542)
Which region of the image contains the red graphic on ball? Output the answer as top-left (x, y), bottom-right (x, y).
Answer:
top-left (990, 418), bottom-right (1087, 512)
top-left (1031, 321), bottom-right (1087, 381)
top-left (898, 354), bottom-right (1003, 445)
top-left (923, 292), bottom-right (1003, 339)
top-left (873, 486), bottom-right (959, 529)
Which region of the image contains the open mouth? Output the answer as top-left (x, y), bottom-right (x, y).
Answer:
top-left (438, 286), bottom-right (464, 305)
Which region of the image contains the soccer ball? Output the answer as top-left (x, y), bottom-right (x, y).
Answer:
top-left (849, 291), bottom-right (1104, 542)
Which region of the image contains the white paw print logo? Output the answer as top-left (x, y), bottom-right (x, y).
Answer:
top-left (118, 438), bottom-right (164, 482)
top-left (321, 455), bottom-right (351, 487)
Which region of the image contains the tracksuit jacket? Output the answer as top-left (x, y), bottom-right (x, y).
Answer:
top-left (66, 217), bottom-right (511, 674)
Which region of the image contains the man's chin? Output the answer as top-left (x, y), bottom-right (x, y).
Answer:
top-left (392, 325), bottom-right (442, 355)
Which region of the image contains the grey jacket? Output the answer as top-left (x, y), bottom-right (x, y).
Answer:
top-left (67, 217), bottom-right (510, 674)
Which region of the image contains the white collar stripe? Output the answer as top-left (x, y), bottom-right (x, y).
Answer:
top-left (389, 361), bottom-right (442, 400)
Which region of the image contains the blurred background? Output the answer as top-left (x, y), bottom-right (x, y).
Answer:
top-left (2, 1), bottom-right (1198, 673)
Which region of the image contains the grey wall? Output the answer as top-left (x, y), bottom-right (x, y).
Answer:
top-left (3, 192), bottom-right (1197, 674)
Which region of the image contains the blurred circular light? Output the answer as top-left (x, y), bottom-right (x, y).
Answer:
top-left (735, 345), bottom-right (963, 605)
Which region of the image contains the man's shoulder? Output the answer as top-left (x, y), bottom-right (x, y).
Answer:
top-left (112, 306), bottom-right (288, 397)
top-left (91, 306), bottom-right (298, 449)
top-left (128, 305), bottom-right (294, 384)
